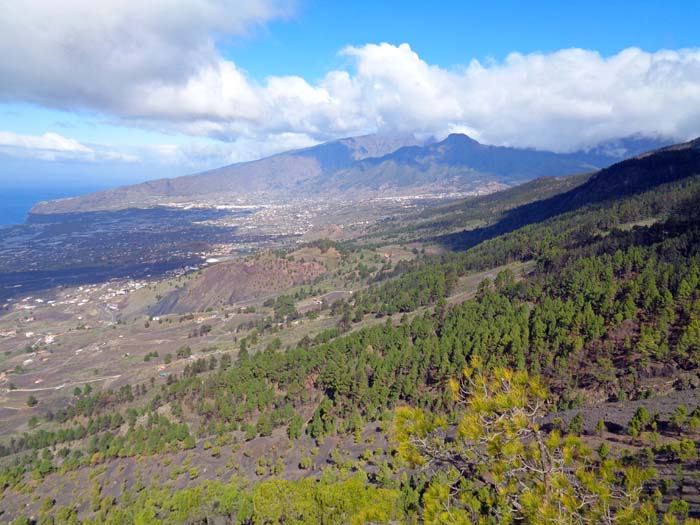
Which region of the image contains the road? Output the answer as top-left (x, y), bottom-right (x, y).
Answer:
top-left (2, 374), bottom-right (122, 393)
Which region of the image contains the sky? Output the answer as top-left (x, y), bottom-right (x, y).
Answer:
top-left (1, 0), bottom-right (700, 187)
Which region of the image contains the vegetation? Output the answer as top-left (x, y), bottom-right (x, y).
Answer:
top-left (3, 144), bottom-right (700, 521)
top-left (395, 362), bottom-right (663, 524)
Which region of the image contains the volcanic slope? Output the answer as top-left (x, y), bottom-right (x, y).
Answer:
top-left (4, 138), bottom-right (700, 523)
top-left (30, 134), bottom-right (671, 214)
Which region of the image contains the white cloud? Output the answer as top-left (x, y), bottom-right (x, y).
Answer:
top-left (0, 131), bottom-right (137, 162)
top-left (140, 132), bottom-right (318, 168)
top-left (0, 128), bottom-right (318, 170)
top-left (0, 131), bottom-right (91, 154)
top-left (0, 0), bottom-right (292, 114)
top-left (329, 44), bottom-right (700, 151)
top-left (1, 1), bottom-right (700, 155)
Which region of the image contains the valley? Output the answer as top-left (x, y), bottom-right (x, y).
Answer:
top-left (0, 191), bottom-right (468, 303)
top-left (2, 137), bottom-right (700, 523)
top-left (3, 2), bottom-right (699, 522)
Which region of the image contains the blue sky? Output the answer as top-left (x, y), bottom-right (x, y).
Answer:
top-left (230, 1), bottom-right (699, 80)
top-left (1, 0), bottom-right (699, 187)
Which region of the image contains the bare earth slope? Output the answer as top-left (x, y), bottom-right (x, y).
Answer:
top-left (149, 253), bottom-right (327, 315)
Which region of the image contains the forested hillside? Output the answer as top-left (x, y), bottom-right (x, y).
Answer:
top-left (3, 139), bottom-right (700, 523)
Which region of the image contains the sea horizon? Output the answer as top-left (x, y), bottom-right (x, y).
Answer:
top-left (0, 184), bottom-right (110, 225)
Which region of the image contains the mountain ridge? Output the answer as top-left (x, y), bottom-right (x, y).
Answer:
top-left (5, 136), bottom-right (700, 523)
top-left (30, 133), bottom-right (673, 215)
top-left (440, 135), bottom-right (700, 250)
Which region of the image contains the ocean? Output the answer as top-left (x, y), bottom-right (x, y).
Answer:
top-left (0, 185), bottom-right (107, 226)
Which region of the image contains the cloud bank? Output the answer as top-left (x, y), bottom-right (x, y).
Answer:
top-left (0, 131), bottom-right (137, 162)
top-left (1, 1), bottom-right (700, 164)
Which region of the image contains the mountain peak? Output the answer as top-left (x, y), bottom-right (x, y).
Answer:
top-left (582, 133), bottom-right (675, 160)
top-left (337, 133), bottom-right (422, 160)
top-left (442, 133), bottom-right (480, 146)
top-left (30, 132), bottom-right (680, 215)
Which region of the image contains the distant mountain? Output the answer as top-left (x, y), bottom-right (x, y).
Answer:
top-left (30, 133), bottom-right (673, 215)
top-left (30, 134), bottom-right (423, 214)
top-left (440, 136), bottom-right (700, 249)
top-left (321, 133), bottom-right (668, 193)
top-left (579, 133), bottom-right (674, 160)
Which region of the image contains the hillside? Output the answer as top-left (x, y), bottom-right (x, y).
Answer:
top-left (364, 170), bottom-right (594, 242)
top-left (148, 251), bottom-right (329, 316)
top-left (439, 136), bottom-right (700, 249)
top-left (29, 134), bottom-right (670, 215)
top-left (4, 138), bottom-right (700, 523)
